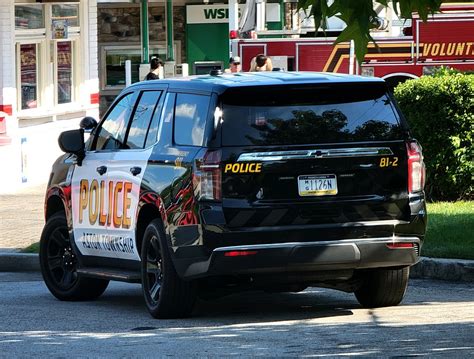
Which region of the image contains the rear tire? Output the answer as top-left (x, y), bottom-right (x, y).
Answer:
top-left (354, 267), bottom-right (410, 308)
top-left (39, 212), bottom-right (109, 301)
top-left (141, 219), bottom-right (197, 318)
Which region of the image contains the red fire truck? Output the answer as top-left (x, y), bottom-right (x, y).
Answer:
top-left (234, 4), bottom-right (474, 88)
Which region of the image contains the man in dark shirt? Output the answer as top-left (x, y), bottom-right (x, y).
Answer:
top-left (145, 57), bottom-right (164, 80)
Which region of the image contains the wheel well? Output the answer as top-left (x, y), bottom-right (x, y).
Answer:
top-left (46, 195), bottom-right (65, 220)
top-left (136, 204), bottom-right (162, 257)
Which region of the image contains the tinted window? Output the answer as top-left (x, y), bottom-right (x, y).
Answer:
top-left (221, 84), bottom-right (403, 146)
top-left (145, 93), bottom-right (176, 147)
top-left (174, 94), bottom-right (210, 146)
top-left (126, 91), bottom-right (162, 149)
top-left (94, 93), bottom-right (135, 150)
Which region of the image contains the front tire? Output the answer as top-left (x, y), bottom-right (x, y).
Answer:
top-left (354, 267), bottom-right (410, 308)
top-left (39, 212), bottom-right (109, 301)
top-left (141, 219), bottom-right (197, 318)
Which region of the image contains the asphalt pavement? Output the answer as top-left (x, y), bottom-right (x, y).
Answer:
top-left (0, 183), bottom-right (473, 282)
top-left (0, 272), bottom-right (473, 357)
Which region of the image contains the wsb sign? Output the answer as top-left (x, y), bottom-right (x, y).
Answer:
top-left (186, 4), bottom-right (280, 24)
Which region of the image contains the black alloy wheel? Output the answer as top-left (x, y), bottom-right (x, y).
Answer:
top-left (40, 212), bottom-right (109, 301)
top-left (45, 224), bottom-right (78, 290)
top-left (144, 234), bottom-right (164, 305)
top-left (141, 219), bottom-right (196, 319)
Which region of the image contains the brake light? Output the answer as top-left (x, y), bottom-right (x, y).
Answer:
top-left (407, 141), bottom-right (425, 193)
top-left (195, 149), bottom-right (222, 201)
top-left (386, 242), bottom-right (414, 249)
top-left (224, 250), bottom-right (258, 257)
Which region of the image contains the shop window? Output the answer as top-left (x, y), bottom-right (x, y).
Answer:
top-left (19, 44), bottom-right (38, 110)
top-left (104, 48), bottom-right (167, 88)
top-left (52, 4), bottom-right (80, 28)
top-left (57, 42), bottom-right (73, 104)
top-left (15, 5), bottom-right (44, 30)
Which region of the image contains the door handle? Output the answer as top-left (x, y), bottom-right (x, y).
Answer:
top-left (130, 166), bottom-right (142, 176)
top-left (96, 166), bottom-right (107, 175)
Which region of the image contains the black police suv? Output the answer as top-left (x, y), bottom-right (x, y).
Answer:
top-left (40, 72), bottom-right (426, 318)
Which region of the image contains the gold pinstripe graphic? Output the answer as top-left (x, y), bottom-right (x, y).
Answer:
top-left (323, 42), bottom-right (413, 73)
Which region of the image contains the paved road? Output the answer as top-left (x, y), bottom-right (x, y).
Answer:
top-left (0, 273), bottom-right (473, 357)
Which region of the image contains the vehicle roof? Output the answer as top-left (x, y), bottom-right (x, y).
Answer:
top-left (127, 71), bottom-right (386, 94)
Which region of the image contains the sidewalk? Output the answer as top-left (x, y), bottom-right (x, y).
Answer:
top-left (0, 184), bottom-right (472, 281)
top-left (0, 183), bottom-right (46, 251)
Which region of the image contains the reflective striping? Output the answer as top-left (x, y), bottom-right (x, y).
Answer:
top-left (228, 209), bottom-right (257, 227)
top-left (237, 147), bottom-right (394, 162)
top-left (224, 202), bottom-right (407, 228)
top-left (259, 208), bottom-right (289, 226)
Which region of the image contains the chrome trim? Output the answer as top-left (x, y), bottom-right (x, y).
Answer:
top-left (237, 147), bottom-right (393, 162)
top-left (213, 237), bottom-right (421, 253)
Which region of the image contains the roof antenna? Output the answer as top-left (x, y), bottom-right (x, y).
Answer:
top-left (210, 69), bottom-right (223, 76)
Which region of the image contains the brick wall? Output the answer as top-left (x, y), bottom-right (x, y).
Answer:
top-left (89, 0), bottom-right (99, 83)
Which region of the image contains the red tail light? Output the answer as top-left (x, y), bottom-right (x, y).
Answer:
top-left (386, 242), bottom-right (414, 249)
top-left (194, 149), bottom-right (222, 201)
top-left (224, 250), bottom-right (258, 257)
top-left (407, 141), bottom-right (425, 193)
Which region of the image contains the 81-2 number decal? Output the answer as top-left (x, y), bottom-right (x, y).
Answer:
top-left (379, 157), bottom-right (398, 167)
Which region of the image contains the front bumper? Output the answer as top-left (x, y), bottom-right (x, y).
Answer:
top-left (177, 237), bottom-right (421, 279)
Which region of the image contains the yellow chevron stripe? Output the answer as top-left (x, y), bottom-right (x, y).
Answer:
top-left (323, 44), bottom-right (348, 72)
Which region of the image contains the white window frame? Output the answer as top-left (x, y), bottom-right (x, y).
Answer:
top-left (16, 40), bottom-right (43, 113)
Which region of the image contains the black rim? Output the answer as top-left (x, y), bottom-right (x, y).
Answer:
top-left (46, 226), bottom-right (78, 290)
top-left (145, 234), bottom-right (163, 305)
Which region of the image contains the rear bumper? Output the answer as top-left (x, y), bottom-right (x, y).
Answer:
top-left (177, 237), bottom-right (420, 279)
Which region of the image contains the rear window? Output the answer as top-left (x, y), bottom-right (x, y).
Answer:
top-left (220, 83), bottom-right (404, 146)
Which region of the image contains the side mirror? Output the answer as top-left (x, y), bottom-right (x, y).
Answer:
top-left (58, 129), bottom-right (85, 166)
top-left (79, 116), bottom-right (98, 133)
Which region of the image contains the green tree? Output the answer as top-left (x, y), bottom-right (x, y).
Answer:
top-left (298, 0), bottom-right (443, 62)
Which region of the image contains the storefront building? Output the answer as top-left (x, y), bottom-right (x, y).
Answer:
top-left (97, 0), bottom-right (187, 114)
top-left (1, 0), bottom-right (285, 192)
top-left (96, 1), bottom-right (283, 113)
top-left (0, 0), bottom-right (99, 193)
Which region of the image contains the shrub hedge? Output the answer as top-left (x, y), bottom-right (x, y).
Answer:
top-left (394, 72), bottom-right (473, 201)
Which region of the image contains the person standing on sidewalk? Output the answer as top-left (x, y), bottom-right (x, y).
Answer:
top-left (144, 57), bottom-right (164, 80)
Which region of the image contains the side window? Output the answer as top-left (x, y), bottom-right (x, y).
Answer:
top-left (93, 93), bottom-right (135, 151)
top-left (145, 92), bottom-right (170, 148)
top-left (126, 90), bottom-right (162, 149)
top-left (174, 93), bottom-right (210, 146)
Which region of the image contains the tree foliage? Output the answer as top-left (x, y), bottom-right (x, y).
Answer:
top-left (298, 0), bottom-right (443, 62)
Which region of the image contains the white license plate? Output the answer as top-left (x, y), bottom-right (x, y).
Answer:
top-left (298, 175), bottom-right (338, 196)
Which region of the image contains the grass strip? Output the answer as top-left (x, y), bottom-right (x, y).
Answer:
top-left (423, 201), bottom-right (474, 260)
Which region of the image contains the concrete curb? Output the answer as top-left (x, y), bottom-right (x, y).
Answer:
top-left (410, 257), bottom-right (474, 282)
top-left (0, 253), bottom-right (40, 272)
top-left (0, 252), bottom-right (473, 282)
